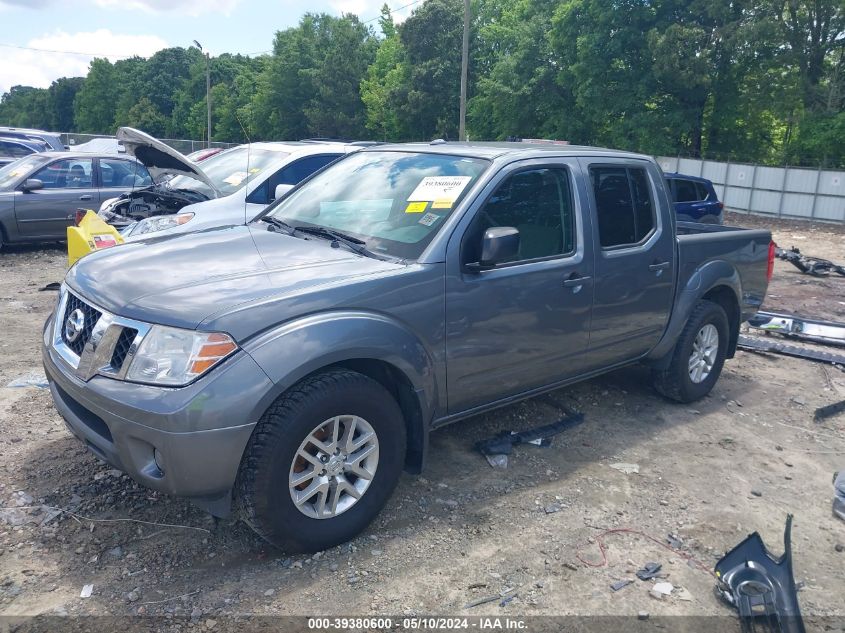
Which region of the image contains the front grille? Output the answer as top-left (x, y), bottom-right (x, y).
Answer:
top-left (61, 293), bottom-right (102, 356)
top-left (110, 327), bottom-right (138, 370)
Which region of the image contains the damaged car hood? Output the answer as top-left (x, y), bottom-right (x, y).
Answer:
top-left (117, 127), bottom-right (222, 197)
top-left (65, 224), bottom-right (401, 336)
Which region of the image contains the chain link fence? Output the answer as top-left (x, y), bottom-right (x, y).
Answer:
top-left (59, 133), bottom-right (236, 155)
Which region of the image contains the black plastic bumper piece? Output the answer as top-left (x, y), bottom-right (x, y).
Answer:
top-left (714, 514), bottom-right (805, 633)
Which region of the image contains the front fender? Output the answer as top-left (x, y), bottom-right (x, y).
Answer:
top-left (647, 259), bottom-right (741, 362)
top-left (241, 310), bottom-right (437, 426)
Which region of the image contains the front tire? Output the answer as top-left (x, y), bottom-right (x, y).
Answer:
top-left (652, 300), bottom-right (729, 403)
top-left (236, 369), bottom-right (406, 552)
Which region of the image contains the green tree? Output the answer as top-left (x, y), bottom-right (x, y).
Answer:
top-left (0, 85), bottom-right (51, 129)
top-left (360, 26), bottom-right (408, 138)
top-left (47, 77), bottom-right (84, 131)
top-left (252, 13), bottom-right (376, 139)
top-left (73, 58), bottom-right (118, 133)
top-left (125, 96), bottom-right (168, 137)
top-left (396, 0), bottom-right (465, 140)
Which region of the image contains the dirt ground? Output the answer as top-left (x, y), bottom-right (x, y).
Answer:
top-left (0, 213), bottom-right (844, 630)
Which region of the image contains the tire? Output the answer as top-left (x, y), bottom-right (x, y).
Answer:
top-left (236, 369), bottom-right (406, 553)
top-left (652, 299), bottom-right (729, 403)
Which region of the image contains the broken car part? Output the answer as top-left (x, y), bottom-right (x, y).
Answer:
top-left (475, 413), bottom-right (584, 468)
top-left (635, 562), bottom-right (662, 581)
top-left (737, 335), bottom-right (845, 368)
top-left (814, 399), bottom-right (845, 422)
top-left (834, 471), bottom-right (845, 522)
top-left (775, 246), bottom-right (845, 277)
top-left (714, 514), bottom-right (805, 633)
top-left (748, 311), bottom-right (845, 348)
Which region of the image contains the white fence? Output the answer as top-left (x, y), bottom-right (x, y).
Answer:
top-left (656, 156), bottom-right (845, 223)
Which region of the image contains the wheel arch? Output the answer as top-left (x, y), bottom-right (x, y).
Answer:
top-left (647, 259), bottom-right (742, 367)
top-left (243, 311), bottom-right (438, 474)
top-left (701, 284), bottom-right (740, 358)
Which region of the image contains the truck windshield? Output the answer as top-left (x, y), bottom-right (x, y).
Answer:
top-left (264, 151), bottom-right (489, 260)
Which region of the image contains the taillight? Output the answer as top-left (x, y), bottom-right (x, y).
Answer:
top-left (767, 241), bottom-right (776, 282)
top-left (717, 202), bottom-right (724, 210)
top-left (74, 208), bottom-right (87, 226)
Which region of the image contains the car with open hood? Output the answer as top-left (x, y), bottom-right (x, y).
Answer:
top-left (100, 127), bottom-right (362, 240)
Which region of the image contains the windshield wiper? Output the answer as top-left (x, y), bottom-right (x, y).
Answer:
top-left (261, 216), bottom-right (296, 235)
top-left (294, 226), bottom-right (389, 261)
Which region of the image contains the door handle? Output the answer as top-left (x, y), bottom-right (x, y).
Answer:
top-left (78, 195), bottom-right (92, 201)
top-left (649, 261), bottom-right (670, 272)
top-left (563, 274), bottom-right (592, 289)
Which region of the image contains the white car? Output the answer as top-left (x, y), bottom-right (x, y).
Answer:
top-left (98, 127), bottom-right (363, 241)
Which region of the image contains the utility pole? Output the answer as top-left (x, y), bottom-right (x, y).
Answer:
top-left (459, 0), bottom-right (470, 141)
top-left (193, 40), bottom-right (212, 147)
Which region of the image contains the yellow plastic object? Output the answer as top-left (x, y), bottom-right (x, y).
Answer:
top-left (67, 210), bottom-right (124, 267)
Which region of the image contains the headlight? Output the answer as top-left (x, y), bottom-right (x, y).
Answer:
top-left (125, 325), bottom-right (237, 386)
top-left (99, 197), bottom-right (119, 214)
top-left (129, 213), bottom-right (195, 237)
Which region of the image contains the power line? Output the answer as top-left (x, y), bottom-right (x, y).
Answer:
top-left (361, 0), bottom-right (425, 25)
top-left (0, 42), bottom-right (136, 58)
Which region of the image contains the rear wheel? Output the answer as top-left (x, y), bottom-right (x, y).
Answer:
top-left (236, 369), bottom-right (406, 552)
top-left (652, 299), bottom-right (729, 403)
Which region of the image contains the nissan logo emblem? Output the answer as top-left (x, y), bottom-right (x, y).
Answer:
top-left (64, 308), bottom-right (85, 343)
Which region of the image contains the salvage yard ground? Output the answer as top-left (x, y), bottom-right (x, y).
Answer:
top-left (0, 212), bottom-right (843, 626)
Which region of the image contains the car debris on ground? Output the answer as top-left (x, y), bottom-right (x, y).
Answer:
top-left (737, 334), bottom-right (845, 367)
top-left (5, 370), bottom-right (48, 389)
top-left (475, 413), bottom-right (584, 468)
top-left (609, 462), bottom-right (640, 475)
top-left (714, 515), bottom-right (805, 633)
top-left (814, 399), bottom-right (845, 422)
top-left (776, 246), bottom-right (845, 277)
top-left (635, 562), bottom-right (662, 581)
top-left (747, 311), bottom-right (845, 347)
top-left (834, 471), bottom-right (845, 522)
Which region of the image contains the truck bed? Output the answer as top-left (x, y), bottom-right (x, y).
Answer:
top-left (675, 220), bottom-right (772, 321)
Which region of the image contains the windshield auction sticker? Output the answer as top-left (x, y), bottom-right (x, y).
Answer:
top-left (404, 201), bottom-right (428, 214)
top-left (407, 176), bottom-right (472, 206)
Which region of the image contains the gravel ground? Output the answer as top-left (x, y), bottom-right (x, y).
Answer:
top-left (0, 215), bottom-right (843, 630)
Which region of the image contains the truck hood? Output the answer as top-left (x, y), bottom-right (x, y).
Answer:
top-left (116, 127), bottom-right (222, 197)
top-left (65, 224), bottom-right (400, 333)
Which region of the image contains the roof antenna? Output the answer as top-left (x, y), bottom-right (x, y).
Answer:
top-left (235, 113), bottom-right (252, 225)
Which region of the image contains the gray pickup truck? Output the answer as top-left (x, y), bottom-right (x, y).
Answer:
top-left (42, 142), bottom-right (773, 552)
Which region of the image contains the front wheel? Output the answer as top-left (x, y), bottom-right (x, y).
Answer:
top-left (236, 369), bottom-right (406, 552)
top-left (652, 299), bottom-right (729, 403)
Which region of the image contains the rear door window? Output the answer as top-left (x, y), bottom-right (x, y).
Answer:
top-left (673, 178), bottom-right (700, 202)
top-left (99, 159), bottom-right (153, 188)
top-left (591, 166), bottom-right (656, 248)
top-left (695, 182), bottom-right (710, 201)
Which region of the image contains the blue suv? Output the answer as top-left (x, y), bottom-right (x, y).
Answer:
top-left (665, 173), bottom-right (724, 224)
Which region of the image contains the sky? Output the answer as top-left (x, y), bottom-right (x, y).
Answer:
top-left (0, 0), bottom-right (417, 95)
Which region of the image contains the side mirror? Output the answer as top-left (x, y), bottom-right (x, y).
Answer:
top-left (467, 227), bottom-right (520, 271)
top-left (273, 184), bottom-right (294, 201)
top-left (21, 178), bottom-right (43, 192)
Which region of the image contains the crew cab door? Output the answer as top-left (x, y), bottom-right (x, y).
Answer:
top-left (445, 160), bottom-right (594, 413)
top-left (15, 157), bottom-right (97, 239)
top-left (582, 159), bottom-right (675, 364)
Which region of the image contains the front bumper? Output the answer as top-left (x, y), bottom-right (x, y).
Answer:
top-left (42, 315), bottom-right (272, 510)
